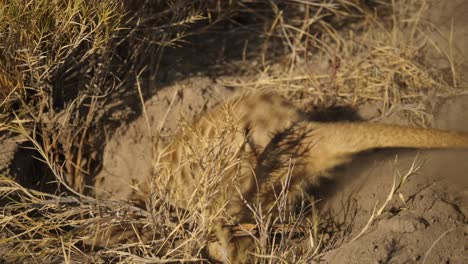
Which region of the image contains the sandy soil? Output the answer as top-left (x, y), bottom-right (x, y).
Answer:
top-left (318, 95), bottom-right (468, 263)
top-left (93, 84), bottom-right (468, 264)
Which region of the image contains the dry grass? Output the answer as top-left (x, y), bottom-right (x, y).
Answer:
top-left (222, 1), bottom-right (463, 126)
top-left (350, 154), bottom-right (424, 243)
top-left (0, 0), bottom-right (465, 263)
top-left (146, 105), bottom-right (325, 263)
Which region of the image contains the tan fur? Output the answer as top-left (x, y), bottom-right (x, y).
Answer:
top-left (97, 93), bottom-right (468, 263)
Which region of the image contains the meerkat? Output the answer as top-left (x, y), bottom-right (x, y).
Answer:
top-left (94, 93), bottom-right (468, 263)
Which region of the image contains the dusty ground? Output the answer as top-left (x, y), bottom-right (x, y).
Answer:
top-left (2, 1), bottom-right (468, 263)
top-left (319, 95), bottom-right (468, 263)
top-left (93, 82), bottom-right (468, 263)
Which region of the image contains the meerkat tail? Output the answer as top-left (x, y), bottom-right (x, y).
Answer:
top-left (309, 121), bottom-right (468, 156)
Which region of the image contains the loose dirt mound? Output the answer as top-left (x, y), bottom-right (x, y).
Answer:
top-left (94, 77), bottom-right (237, 201)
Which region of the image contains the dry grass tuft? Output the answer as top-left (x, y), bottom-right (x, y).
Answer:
top-left (222, 1), bottom-right (463, 126)
top-left (0, 0), bottom-right (218, 192)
